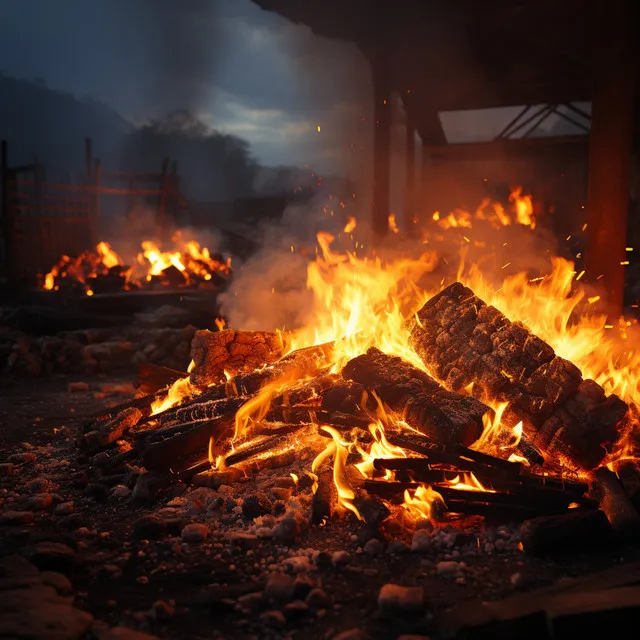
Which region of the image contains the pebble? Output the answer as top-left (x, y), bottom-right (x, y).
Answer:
top-left (242, 493), bottom-right (272, 519)
top-left (111, 485), bottom-right (131, 498)
top-left (306, 587), bottom-right (331, 610)
top-left (282, 556), bottom-right (312, 573)
top-left (149, 599), bottom-right (175, 620)
top-left (0, 510), bottom-right (34, 525)
top-left (436, 561), bottom-right (460, 576)
top-left (237, 592), bottom-right (265, 613)
top-left (264, 573), bottom-right (295, 603)
top-left (363, 538), bottom-right (384, 556)
top-left (229, 532), bottom-right (260, 549)
top-left (332, 628), bottom-right (372, 640)
top-left (510, 572), bottom-right (525, 587)
top-left (284, 599), bottom-right (309, 619)
top-left (331, 550), bottom-right (350, 566)
top-left (260, 610), bottom-right (286, 629)
top-left (29, 541), bottom-right (77, 574)
top-left (271, 516), bottom-right (300, 542)
top-left (54, 501), bottom-right (74, 515)
top-left (386, 540), bottom-right (410, 554)
top-left (293, 573), bottom-right (315, 599)
top-left (181, 523), bottom-right (209, 543)
top-left (378, 584), bottom-right (426, 616)
top-left (41, 570), bottom-right (73, 594)
top-left (134, 515), bottom-right (166, 539)
top-left (411, 529), bottom-right (432, 552)
top-left (68, 381), bottom-right (90, 392)
top-left (0, 463), bottom-right (15, 477)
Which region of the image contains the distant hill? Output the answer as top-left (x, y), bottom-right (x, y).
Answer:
top-left (0, 73), bottom-right (132, 177)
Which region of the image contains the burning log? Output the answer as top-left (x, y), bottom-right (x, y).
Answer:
top-left (81, 408), bottom-right (143, 453)
top-left (189, 329), bottom-right (290, 385)
top-left (341, 347), bottom-right (491, 446)
top-left (520, 509), bottom-right (614, 555)
top-left (592, 468), bottom-right (640, 541)
top-left (311, 468), bottom-right (336, 525)
top-left (408, 282), bottom-right (628, 470)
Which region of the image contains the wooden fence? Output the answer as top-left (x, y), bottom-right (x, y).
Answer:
top-left (0, 138), bottom-right (180, 288)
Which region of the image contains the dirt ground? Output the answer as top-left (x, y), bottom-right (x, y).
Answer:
top-left (1, 373), bottom-right (639, 640)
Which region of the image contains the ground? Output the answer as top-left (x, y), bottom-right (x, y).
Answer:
top-left (1, 373), bottom-right (639, 640)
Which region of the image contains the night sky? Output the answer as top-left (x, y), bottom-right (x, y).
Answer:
top-left (0, 0), bottom-right (373, 173)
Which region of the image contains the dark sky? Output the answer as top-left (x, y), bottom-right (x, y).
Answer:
top-left (0, 0), bottom-right (373, 173)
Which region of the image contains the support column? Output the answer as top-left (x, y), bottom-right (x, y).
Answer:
top-left (585, 0), bottom-right (635, 315)
top-left (372, 62), bottom-right (392, 241)
top-left (405, 120), bottom-right (416, 234)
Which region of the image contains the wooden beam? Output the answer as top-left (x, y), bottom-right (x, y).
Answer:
top-left (585, 0), bottom-right (635, 315)
top-left (372, 60), bottom-right (392, 240)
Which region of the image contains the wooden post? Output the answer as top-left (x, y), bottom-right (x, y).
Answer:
top-left (585, 0), bottom-right (635, 315)
top-left (85, 137), bottom-right (93, 183)
top-left (405, 120), bottom-right (416, 234)
top-left (92, 159), bottom-right (102, 245)
top-left (372, 62), bottom-right (392, 241)
top-left (157, 156), bottom-right (169, 234)
top-left (1, 140), bottom-right (9, 282)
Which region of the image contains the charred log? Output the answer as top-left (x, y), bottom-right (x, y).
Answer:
top-left (592, 468), bottom-right (640, 541)
top-left (408, 282), bottom-right (628, 470)
top-left (520, 509), bottom-right (614, 555)
top-left (81, 408), bottom-right (143, 454)
top-left (311, 468), bottom-right (336, 525)
top-left (341, 347), bottom-right (491, 446)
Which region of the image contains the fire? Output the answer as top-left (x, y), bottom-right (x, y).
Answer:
top-left (343, 216), bottom-right (357, 233)
top-left (388, 214), bottom-right (399, 234)
top-left (150, 377), bottom-right (195, 415)
top-left (42, 232), bottom-right (231, 294)
top-left (402, 484), bottom-right (446, 521)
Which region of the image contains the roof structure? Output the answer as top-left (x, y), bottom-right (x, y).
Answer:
top-left (253, 0), bottom-right (636, 144)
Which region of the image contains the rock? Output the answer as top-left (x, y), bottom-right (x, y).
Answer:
top-left (229, 532), bottom-right (260, 549)
top-left (436, 561), bottom-right (460, 576)
top-left (331, 550), bottom-right (351, 566)
top-left (386, 540), bottom-right (410, 554)
top-left (242, 493), bottom-right (272, 519)
top-left (41, 571), bottom-right (73, 594)
top-left (0, 463), bottom-right (15, 477)
top-left (97, 626), bottom-right (161, 640)
top-left (111, 485), bottom-right (131, 498)
top-left (68, 381), bottom-right (90, 392)
top-left (282, 556), bottom-right (312, 573)
top-left (306, 587), bottom-right (331, 610)
top-left (332, 629), bottom-right (372, 640)
top-left (284, 599), bottom-right (309, 619)
top-left (293, 574), bottom-right (315, 599)
top-left (378, 584), bottom-right (425, 616)
top-left (363, 538), bottom-right (384, 556)
top-left (54, 501), bottom-right (74, 515)
top-left (28, 477), bottom-right (52, 493)
top-left (411, 530), bottom-right (432, 552)
top-left (260, 610), bottom-right (286, 629)
top-left (29, 492), bottom-right (53, 510)
top-left (510, 572), bottom-right (525, 587)
top-left (132, 472), bottom-right (168, 501)
top-left (0, 555), bottom-right (42, 590)
top-left (134, 515), bottom-right (166, 539)
top-left (264, 573), bottom-right (295, 603)
top-left (149, 600), bottom-right (175, 620)
top-left (272, 516), bottom-right (300, 542)
top-left (0, 510), bottom-right (34, 526)
top-left (237, 591), bottom-right (265, 613)
top-left (181, 523), bottom-right (209, 543)
top-left (29, 542), bottom-right (77, 574)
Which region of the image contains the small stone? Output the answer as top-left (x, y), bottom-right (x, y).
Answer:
top-left (284, 599), bottom-right (309, 619)
top-left (264, 573), bottom-right (295, 603)
top-left (68, 381), bottom-right (90, 392)
top-left (484, 542), bottom-right (495, 554)
top-left (386, 540), bottom-right (410, 555)
top-left (0, 510), bottom-right (34, 526)
top-left (331, 550), bottom-right (350, 566)
top-left (0, 463), bottom-right (15, 477)
top-left (229, 532), bottom-right (260, 549)
top-left (132, 472), bottom-right (167, 501)
top-left (332, 628), bottom-right (372, 640)
top-left (510, 572), bottom-right (525, 587)
top-left (237, 591), bottom-right (264, 613)
top-left (28, 477), bottom-right (52, 493)
top-left (41, 570), bottom-right (73, 594)
top-left (306, 587), bottom-right (331, 610)
top-left (181, 523), bottom-right (209, 543)
top-left (293, 573), bottom-right (315, 599)
top-left (411, 529), bottom-right (432, 552)
top-left (260, 610), bottom-right (286, 629)
top-left (378, 584), bottom-right (425, 616)
top-left (149, 599), bottom-right (175, 620)
top-left (136, 576), bottom-right (149, 584)
top-left (436, 561), bottom-right (460, 576)
top-left (134, 515), bottom-right (166, 539)
top-left (111, 485), bottom-right (131, 498)
top-left (54, 501), bottom-right (74, 515)
top-left (363, 538), bottom-right (384, 556)
top-left (272, 516), bottom-right (300, 542)
top-left (282, 556), bottom-right (312, 573)
top-left (29, 542), bottom-right (77, 574)
top-left (242, 493), bottom-right (273, 519)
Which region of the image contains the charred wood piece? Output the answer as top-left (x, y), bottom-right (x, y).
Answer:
top-left (408, 283), bottom-right (628, 470)
top-left (311, 468), bottom-right (336, 525)
top-left (189, 328), bottom-right (288, 386)
top-left (520, 509), bottom-right (614, 555)
top-left (341, 347), bottom-right (491, 446)
top-left (82, 408), bottom-right (143, 454)
top-left (592, 468), bottom-right (640, 541)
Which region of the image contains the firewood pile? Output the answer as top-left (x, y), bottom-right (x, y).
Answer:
top-left (76, 283), bottom-right (640, 550)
